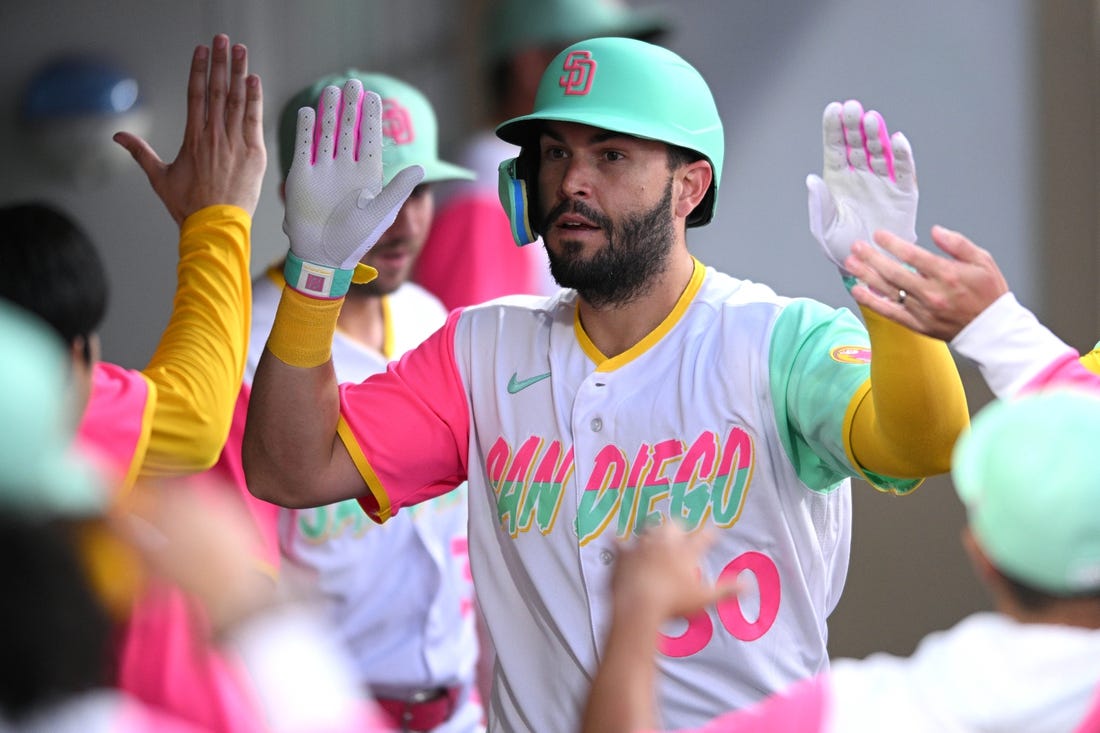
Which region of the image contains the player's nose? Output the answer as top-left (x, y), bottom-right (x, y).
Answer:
top-left (558, 156), bottom-right (593, 200)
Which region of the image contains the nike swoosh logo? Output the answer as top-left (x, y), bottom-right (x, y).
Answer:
top-left (507, 371), bottom-right (551, 394)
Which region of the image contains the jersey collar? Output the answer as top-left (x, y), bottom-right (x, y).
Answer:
top-left (576, 257), bottom-right (707, 372)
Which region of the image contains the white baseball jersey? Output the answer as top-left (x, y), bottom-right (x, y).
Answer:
top-left (336, 260), bottom-right (918, 732)
top-left (248, 271), bottom-right (482, 733)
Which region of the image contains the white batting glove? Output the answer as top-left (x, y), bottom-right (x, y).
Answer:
top-left (282, 80), bottom-right (424, 298)
top-left (806, 99), bottom-right (917, 290)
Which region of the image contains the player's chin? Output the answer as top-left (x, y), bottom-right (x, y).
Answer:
top-left (545, 233), bottom-right (603, 260)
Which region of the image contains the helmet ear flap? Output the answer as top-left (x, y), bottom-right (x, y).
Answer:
top-left (497, 147), bottom-right (541, 246)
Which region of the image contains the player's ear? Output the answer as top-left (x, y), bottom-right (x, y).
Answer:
top-left (674, 159), bottom-right (712, 222)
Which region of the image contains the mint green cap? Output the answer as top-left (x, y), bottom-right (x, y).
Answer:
top-left (484, 0), bottom-right (667, 63)
top-left (953, 390), bottom-right (1100, 594)
top-left (278, 71), bottom-right (474, 185)
top-left (0, 299), bottom-right (104, 518)
top-left (496, 37), bottom-right (724, 227)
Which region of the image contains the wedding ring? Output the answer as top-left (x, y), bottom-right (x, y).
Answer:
top-left (897, 289), bottom-right (908, 305)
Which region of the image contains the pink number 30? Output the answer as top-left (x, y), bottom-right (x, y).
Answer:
top-left (658, 551), bottom-right (781, 657)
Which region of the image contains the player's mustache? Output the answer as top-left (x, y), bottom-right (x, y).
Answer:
top-left (542, 199), bottom-right (612, 234)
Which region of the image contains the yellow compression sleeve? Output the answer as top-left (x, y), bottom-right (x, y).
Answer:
top-left (139, 205), bottom-right (252, 477)
top-left (266, 286), bottom-right (343, 368)
top-left (1081, 346), bottom-right (1100, 376)
top-left (847, 306), bottom-right (970, 478)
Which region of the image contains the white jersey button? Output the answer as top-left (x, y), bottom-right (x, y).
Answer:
top-left (590, 417), bottom-right (603, 432)
top-left (599, 549), bottom-right (614, 565)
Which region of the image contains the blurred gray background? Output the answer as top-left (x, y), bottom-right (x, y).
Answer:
top-left (1, 0), bottom-right (1096, 661)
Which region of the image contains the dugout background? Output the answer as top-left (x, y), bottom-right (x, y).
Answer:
top-left (0, 0), bottom-right (1096, 662)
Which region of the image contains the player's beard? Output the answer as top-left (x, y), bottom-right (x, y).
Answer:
top-left (542, 179), bottom-right (674, 309)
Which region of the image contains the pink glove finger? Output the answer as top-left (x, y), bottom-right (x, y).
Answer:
top-left (890, 132), bottom-right (916, 190)
top-left (860, 110), bottom-right (895, 181)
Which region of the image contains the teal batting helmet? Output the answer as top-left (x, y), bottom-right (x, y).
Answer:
top-left (495, 37), bottom-right (724, 245)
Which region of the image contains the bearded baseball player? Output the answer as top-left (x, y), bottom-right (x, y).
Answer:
top-left (243, 38), bottom-right (969, 731)
top-left (209, 71), bottom-right (484, 733)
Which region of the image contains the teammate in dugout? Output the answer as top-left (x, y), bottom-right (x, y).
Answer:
top-left (0, 299), bottom-right (392, 732)
top-left (242, 38), bottom-right (969, 731)
top-left (208, 70), bottom-right (485, 733)
top-left (0, 35), bottom-right (271, 731)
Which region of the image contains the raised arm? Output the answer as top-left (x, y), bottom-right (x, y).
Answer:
top-left (848, 303), bottom-right (968, 477)
top-left (806, 100), bottom-right (967, 478)
top-left (582, 524), bottom-right (736, 733)
top-left (242, 80), bottom-right (424, 507)
top-left (846, 225), bottom-right (1100, 397)
top-left (113, 34), bottom-right (265, 475)
top-left (844, 225), bottom-right (1008, 340)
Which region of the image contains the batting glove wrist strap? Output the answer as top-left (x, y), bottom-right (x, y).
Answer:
top-left (282, 252), bottom-right (378, 300)
top-left (283, 251), bottom-right (354, 299)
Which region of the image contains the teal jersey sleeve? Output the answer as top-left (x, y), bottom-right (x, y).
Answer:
top-left (768, 299), bottom-right (921, 495)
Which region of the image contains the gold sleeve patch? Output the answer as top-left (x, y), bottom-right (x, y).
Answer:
top-left (830, 345), bottom-right (872, 364)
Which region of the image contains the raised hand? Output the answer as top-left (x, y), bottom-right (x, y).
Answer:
top-left (806, 99), bottom-right (917, 282)
top-left (846, 225), bottom-right (1010, 341)
top-left (114, 34), bottom-right (266, 225)
top-left (281, 79), bottom-right (424, 298)
top-left (611, 522), bottom-right (739, 622)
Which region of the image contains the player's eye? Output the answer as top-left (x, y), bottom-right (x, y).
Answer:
top-left (542, 147), bottom-right (567, 161)
top-left (603, 150), bottom-right (626, 162)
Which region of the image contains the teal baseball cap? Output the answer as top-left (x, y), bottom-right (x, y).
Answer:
top-left (277, 70), bottom-right (474, 185)
top-left (952, 389), bottom-right (1100, 595)
top-left (0, 299), bottom-right (104, 518)
top-left (484, 0), bottom-right (667, 64)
